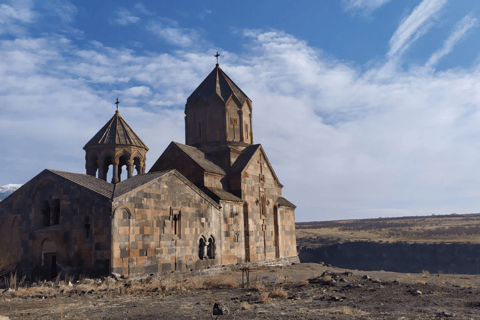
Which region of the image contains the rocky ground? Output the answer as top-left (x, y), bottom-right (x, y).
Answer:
top-left (1, 263), bottom-right (480, 319)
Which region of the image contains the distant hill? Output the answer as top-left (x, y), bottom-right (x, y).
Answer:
top-left (0, 184), bottom-right (22, 202)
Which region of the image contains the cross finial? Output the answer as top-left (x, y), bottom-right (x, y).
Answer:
top-left (115, 97), bottom-right (120, 111)
top-left (215, 51), bottom-right (220, 66)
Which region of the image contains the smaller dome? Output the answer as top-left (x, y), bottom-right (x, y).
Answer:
top-left (84, 111), bottom-right (148, 150)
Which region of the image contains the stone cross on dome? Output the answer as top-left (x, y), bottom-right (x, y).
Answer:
top-left (215, 52), bottom-right (220, 66)
top-left (115, 97), bottom-right (120, 111)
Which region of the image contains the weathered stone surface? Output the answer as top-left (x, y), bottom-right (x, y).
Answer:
top-left (0, 64), bottom-right (298, 280)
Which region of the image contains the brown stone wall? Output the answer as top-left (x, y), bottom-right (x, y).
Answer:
top-left (185, 97), bottom-right (227, 146)
top-left (240, 149), bottom-right (297, 262)
top-left (219, 202), bottom-right (244, 265)
top-left (204, 173), bottom-right (224, 189)
top-left (0, 171), bottom-right (112, 278)
top-left (279, 207), bottom-right (297, 258)
top-left (111, 171), bottom-right (223, 277)
top-left (149, 144), bottom-right (204, 187)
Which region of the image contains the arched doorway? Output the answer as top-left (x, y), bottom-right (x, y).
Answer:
top-left (243, 202), bottom-right (250, 262)
top-left (42, 240), bottom-right (57, 280)
top-left (274, 206), bottom-right (280, 259)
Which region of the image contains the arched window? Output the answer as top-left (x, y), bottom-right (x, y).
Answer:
top-left (52, 199), bottom-right (60, 225)
top-left (84, 216), bottom-right (91, 239)
top-left (42, 201), bottom-right (50, 227)
top-left (207, 236), bottom-right (215, 259)
top-left (199, 237), bottom-right (206, 260)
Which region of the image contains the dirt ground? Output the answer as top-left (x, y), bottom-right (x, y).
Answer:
top-left (1, 263), bottom-right (480, 320)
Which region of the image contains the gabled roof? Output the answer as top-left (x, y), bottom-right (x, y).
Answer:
top-left (113, 171), bottom-right (168, 198)
top-left (230, 144), bottom-right (261, 174)
top-left (204, 187), bottom-right (242, 203)
top-left (276, 197), bottom-right (296, 208)
top-left (48, 169), bottom-right (220, 208)
top-left (186, 65), bottom-right (251, 107)
top-left (84, 111), bottom-right (148, 150)
top-left (49, 170), bottom-right (114, 199)
top-left (229, 144), bottom-right (281, 185)
top-left (173, 142), bottom-right (226, 175)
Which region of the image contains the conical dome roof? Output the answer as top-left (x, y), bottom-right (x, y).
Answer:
top-left (186, 64), bottom-right (251, 107)
top-left (84, 111), bottom-right (148, 150)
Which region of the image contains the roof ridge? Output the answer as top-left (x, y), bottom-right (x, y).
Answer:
top-left (84, 111), bottom-right (148, 150)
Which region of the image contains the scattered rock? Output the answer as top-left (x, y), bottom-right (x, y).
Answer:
top-left (212, 302), bottom-right (229, 315)
top-left (410, 290), bottom-right (422, 296)
top-left (81, 279), bottom-right (94, 285)
top-left (111, 273), bottom-right (122, 280)
top-left (362, 275), bottom-right (371, 280)
top-left (0, 315), bottom-right (10, 320)
top-left (68, 281), bottom-right (73, 287)
top-left (437, 311), bottom-right (455, 317)
top-left (339, 278), bottom-right (347, 283)
top-left (343, 271), bottom-right (353, 277)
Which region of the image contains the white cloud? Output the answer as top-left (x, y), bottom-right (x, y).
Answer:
top-left (388, 0), bottom-right (448, 58)
top-left (425, 14), bottom-right (478, 69)
top-left (146, 21), bottom-right (200, 47)
top-left (4, 27), bottom-right (480, 221)
top-left (110, 7), bottom-right (140, 26)
top-left (0, 1), bottom-right (36, 36)
top-left (343, 0), bottom-right (391, 14)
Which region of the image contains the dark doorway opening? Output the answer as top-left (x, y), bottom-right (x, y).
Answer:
top-left (44, 253), bottom-right (57, 280)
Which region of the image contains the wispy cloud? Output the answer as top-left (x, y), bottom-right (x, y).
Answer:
top-left (42, 0), bottom-right (77, 23)
top-left (0, 0), bottom-right (36, 36)
top-left (133, 3), bottom-right (154, 16)
top-left (146, 21), bottom-right (201, 47)
top-left (342, 0), bottom-right (391, 15)
top-left (109, 7), bottom-right (140, 26)
top-left (425, 14), bottom-right (478, 69)
top-left (388, 0), bottom-right (448, 58)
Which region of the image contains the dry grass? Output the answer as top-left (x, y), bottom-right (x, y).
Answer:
top-left (415, 280), bottom-right (427, 285)
top-left (320, 275), bottom-right (332, 282)
top-left (250, 281), bottom-right (265, 292)
top-left (299, 279), bottom-right (309, 287)
top-left (332, 306), bottom-right (369, 315)
top-left (259, 292), bottom-right (271, 304)
top-left (203, 274), bottom-right (237, 289)
top-left (0, 248), bottom-right (17, 278)
top-left (269, 287), bottom-right (288, 299)
top-left (239, 301), bottom-right (252, 310)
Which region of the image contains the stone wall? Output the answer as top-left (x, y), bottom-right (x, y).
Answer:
top-left (111, 171), bottom-right (222, 276)
top-left (0, 170), bottom-right (112, 278)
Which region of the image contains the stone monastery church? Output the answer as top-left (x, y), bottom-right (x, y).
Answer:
top-left (0, 62), bottom-right (298, 279)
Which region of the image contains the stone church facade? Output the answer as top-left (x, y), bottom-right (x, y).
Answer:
top-left (0, 63), bottom-right (298, 279)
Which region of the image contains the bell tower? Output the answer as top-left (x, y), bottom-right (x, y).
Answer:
top-left (184, 57), bottom-right (253, 154)
top-left (84, 98), bottom-right (148, 183)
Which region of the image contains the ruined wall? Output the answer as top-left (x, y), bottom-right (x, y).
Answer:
top-left (111, 172), bottom-right (222, 277)
top-left (0, 171), bottom-right (112, 279)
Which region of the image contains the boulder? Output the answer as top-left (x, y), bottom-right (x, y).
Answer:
top-left (212, 302), bottom-right (230, 315)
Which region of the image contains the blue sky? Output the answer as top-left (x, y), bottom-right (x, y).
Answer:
top-left (2, 0), bottom-right (480, 222)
